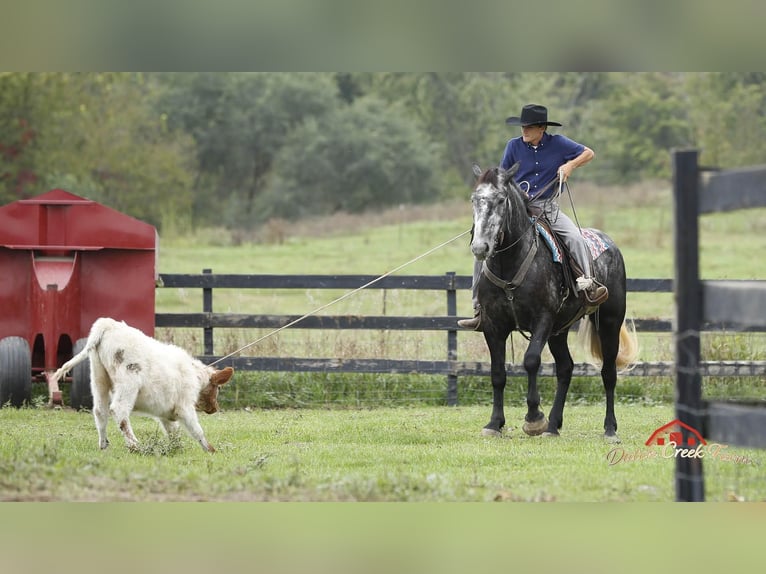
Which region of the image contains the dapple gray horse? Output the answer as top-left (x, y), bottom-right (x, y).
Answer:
top-left (469, 164), bottom-right (638, 440)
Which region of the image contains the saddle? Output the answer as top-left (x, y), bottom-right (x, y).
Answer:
top-left (527, 205), bottom-right (604, 317)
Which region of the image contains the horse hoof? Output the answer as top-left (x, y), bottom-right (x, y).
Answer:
top-left (604, 433), bottom-right (621, 444)
top-left (522, 416), bottom-right (548, 436)
top-left (481, 428), bottom-right (503, 438)
top-left (542, 431), bottom-right (559, 438)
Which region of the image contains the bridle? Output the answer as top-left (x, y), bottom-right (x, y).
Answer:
top-left (475, 183), bottom-right (542, 341)
top-left (479, 181), bottom-right (538, 257)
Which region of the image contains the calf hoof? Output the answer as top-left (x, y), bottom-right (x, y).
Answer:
top-left (481, 427), bottom-right (503, 438)
top-left (541, 431), bottom-right (560, 438)
top-left (522, 416), bottom-right (548, 436)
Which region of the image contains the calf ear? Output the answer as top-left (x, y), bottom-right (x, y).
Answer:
top-left (210, 366), bottom-right (234, 386)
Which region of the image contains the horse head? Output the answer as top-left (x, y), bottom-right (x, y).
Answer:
top-left (470, 162), bottom-right (520, 260)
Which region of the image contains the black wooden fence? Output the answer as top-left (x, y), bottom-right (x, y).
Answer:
top-left (155, 270), bottom-right (766, 406)
top-left (672, 150), bottom-right (766, 501)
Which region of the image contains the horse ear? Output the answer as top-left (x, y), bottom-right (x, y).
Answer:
top-left (500, 162), bottom-right (520, 187)
top-left (472, 163), bottom-right (482, 177)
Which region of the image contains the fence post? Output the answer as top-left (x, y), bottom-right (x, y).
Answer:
top-left (203, 268), bottom-right (214, 356)
top-left (672, 149), bottom-right (705, 502)
top-left (446, 272), bottom-right (458, 406)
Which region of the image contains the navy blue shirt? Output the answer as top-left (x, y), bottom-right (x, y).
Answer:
top-left (499, 132), bottom-right (585, 200)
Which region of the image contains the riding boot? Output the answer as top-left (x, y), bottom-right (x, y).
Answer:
top-left (457, 309), bottom-right (482, 331)
top-left (577, 276), bottom-right (609, 306)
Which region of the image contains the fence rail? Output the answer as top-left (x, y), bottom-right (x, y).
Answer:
top-left (155, 271), bottom-right (766, 407)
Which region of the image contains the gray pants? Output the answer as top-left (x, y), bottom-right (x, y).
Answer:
top-left (470, 199), bottom-right (592, 311)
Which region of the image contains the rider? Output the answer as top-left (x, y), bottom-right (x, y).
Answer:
top-left (458, 104), bottom-right (608, 331)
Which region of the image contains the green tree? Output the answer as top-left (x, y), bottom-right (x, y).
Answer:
top-left (0, 73), bottom-right (195, 230)
top-left (582, 73), bottom-right (692, 183)
top-left (156, 72), bottom-right (340, 226)
top-left (256, 96), bottom-right (442, 222)
top-left (685, 73), bottom-right (766, 169)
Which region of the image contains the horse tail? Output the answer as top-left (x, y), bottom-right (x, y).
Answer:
top-left (615, 318), bottom-right (640, 371)
top-left (578, 316), bottom-right (639, 373)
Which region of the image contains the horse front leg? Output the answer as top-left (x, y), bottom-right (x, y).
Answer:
top-left (481, 333), bottom-right (507, 437)
top-left (522, 325), bottom-right (551, 436)
top-left (543, 331), bottom-right (574, 437)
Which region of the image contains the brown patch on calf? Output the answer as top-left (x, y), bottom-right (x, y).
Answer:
top-left (114, 349), bottom-right (124, 365)
top-left (126, 363), bottom-right (141, 373)
top-left (196, 367), bottom-right (234, 414)
top-left (196, 384), bottom-right (219, 414)
top-left (210, 367), bottom-right (234, 386)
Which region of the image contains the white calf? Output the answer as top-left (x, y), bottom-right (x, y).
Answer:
top-left (52, 317), bottom-right (233, 452)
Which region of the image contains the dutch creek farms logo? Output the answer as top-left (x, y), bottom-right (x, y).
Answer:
top-left (606, 419), bottom-right (754, 466)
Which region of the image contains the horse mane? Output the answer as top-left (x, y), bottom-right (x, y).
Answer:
top-left (477, 166), bottom-right (531, 211)
top-left (477, 167), bottom-right (499, 186)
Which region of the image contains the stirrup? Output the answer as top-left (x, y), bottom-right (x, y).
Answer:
top-left (457, 312), bottom-right (482, 331)
top-left (582, 283), bottom-right (608, 306)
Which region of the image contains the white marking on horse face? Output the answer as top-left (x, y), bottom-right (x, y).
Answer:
top-left (471, 183), bottom-right (506, 260)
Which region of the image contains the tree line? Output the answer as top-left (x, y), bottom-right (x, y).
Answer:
top-left (1, 72), bottom-right (765, 231)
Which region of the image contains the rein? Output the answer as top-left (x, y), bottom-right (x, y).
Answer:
top-left (481, 235), bottom-right (538, 293)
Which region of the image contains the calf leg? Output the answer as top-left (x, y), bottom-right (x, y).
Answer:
top-left (92, 390), bottom-right (111, 450)
top-left (160, 419), bottom-right (181, 437)
top-left (90, 360), bottom-right (111, 450)
top-left (176, 407), bottom-right (215, 452)
top-left (109, 385), bottom-right (140, 451)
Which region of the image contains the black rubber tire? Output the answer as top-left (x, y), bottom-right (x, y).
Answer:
top-left (69, 338), bottom-right (93, 411)
top-left (0, 337), bottom-right (32, 408)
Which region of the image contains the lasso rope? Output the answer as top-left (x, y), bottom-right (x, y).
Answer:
top-left (208, 228), bottom-right (472, 367)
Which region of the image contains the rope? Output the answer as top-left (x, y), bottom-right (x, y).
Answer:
top-left (208, 228), bottom-right (472, 367)
top-left (561, 171), bottom-right (583, 233)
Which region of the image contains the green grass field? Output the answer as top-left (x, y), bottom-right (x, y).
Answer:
top-left (1, 403), bottom-right (763, 502)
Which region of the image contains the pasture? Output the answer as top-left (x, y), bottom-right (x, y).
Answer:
top-left (1, 403), bottom-right (763, 502)
top-left (3, 180), bottom-right (766, 502)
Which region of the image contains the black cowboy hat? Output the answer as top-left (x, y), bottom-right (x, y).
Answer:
top-left (505, 104), bottom-right (562, 127)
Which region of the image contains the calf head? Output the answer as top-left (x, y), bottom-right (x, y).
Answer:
top-left (196, 367), bottom-right (234, 414)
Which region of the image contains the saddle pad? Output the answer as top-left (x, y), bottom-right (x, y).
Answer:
top-left (581, 228), bottom-right (610, 260)
top-left (536, 222), bottom-right (562, 263)
top-left (534, 222), bottom-right (610, 263)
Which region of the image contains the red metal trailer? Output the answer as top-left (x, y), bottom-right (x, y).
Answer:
top-left (0, 189), bottom-right (158, 408)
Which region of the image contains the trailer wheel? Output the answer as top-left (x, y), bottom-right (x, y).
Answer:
top-left (0, 337), bottom-right (32, 408)
top-left (69, 338), bottom-right (92, 411)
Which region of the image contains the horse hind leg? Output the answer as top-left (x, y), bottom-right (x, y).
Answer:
top-left (595, 318), bottom-right (621, 443)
